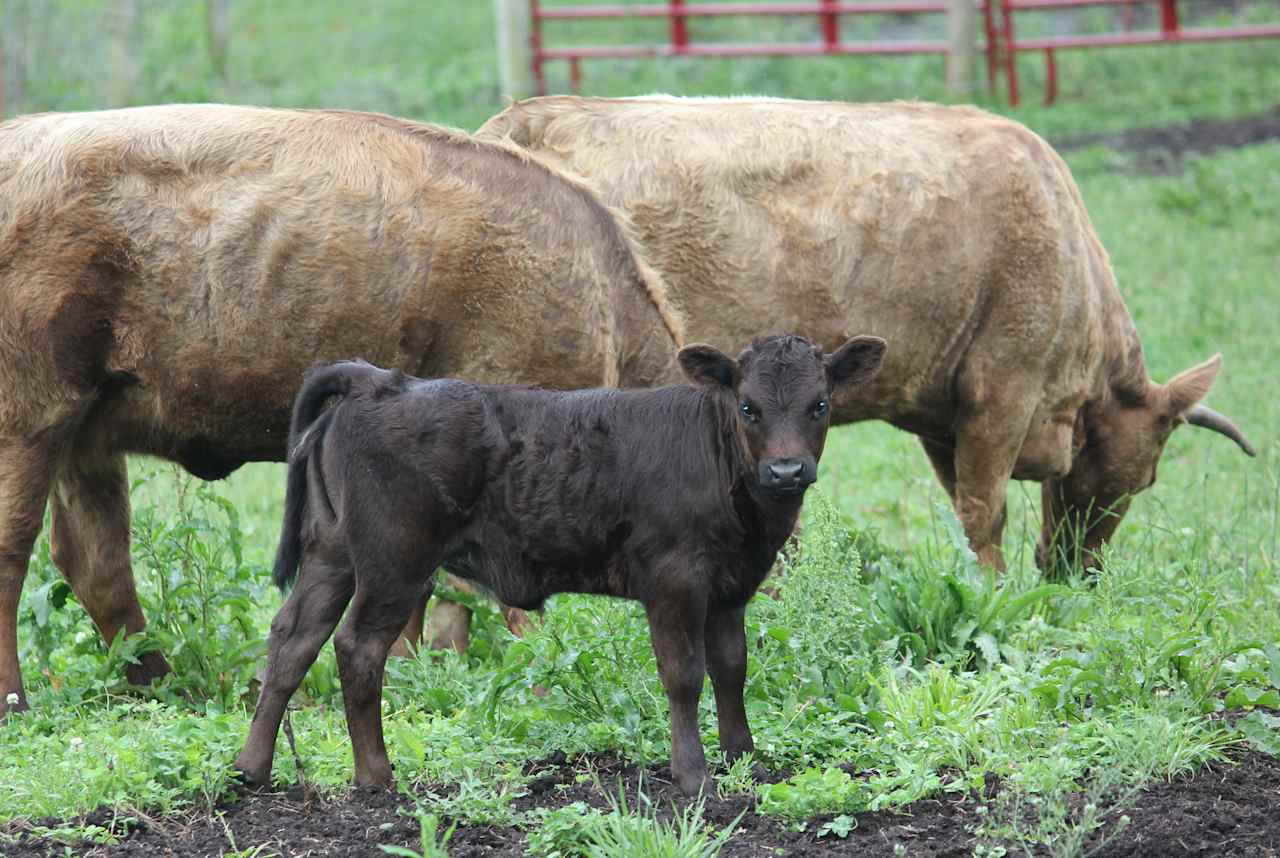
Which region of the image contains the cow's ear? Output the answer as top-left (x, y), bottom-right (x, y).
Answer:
top-left (679, 343), bottom-right (739, 389)
top-left (825, 335), bottom-right (886, 389)
top-left (1163, 353), bottom-right (1220, 418)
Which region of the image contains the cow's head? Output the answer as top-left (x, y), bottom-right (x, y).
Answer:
top-left (1038, 353), bottom-right (1255, 575)
top-left (679, 334), bottom-right (887, 499)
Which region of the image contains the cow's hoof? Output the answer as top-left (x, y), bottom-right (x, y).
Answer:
top-left (0, 691), bottom-right (29, 720)
top-left (125, 651), bottom-right (173, 686)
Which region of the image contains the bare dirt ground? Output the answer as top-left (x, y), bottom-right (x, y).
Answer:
top-left (5, 747), bottom-right (1279, 857)
top-left (1053, 107), bottom-right (1280, 172)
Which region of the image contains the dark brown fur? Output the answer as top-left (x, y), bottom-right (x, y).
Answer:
top-left (234, 334), bottom-right (885, 793)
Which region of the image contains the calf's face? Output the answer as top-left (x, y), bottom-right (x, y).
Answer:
top-left (679, 334), bottom-right (887, 498)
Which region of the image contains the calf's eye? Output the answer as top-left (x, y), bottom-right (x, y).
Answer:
top-left (740, 401), bottom-right (758, 422)
top-left (811, 400), bottom-right (828, 419)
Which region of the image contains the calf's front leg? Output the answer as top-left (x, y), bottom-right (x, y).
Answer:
top-left (645, 591), bottom-right (709, 795)
top-left (705, 603), bottom-right (753, 763)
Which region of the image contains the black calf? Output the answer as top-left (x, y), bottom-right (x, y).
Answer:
top-left (235, 333), bottom-right (886, 794)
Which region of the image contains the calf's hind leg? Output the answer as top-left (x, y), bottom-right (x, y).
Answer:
top-left (235, 555), bottom-right (354, 786)
top-left (49, 454), bottom-right (170, 686)
top-left (334, 560), bottom-right (438, 787)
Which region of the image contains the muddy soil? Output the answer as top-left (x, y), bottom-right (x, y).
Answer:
top-left (1054, 107), bottom-right (1280, 172)
top-left (5, 748), bottom-right (1278, 857)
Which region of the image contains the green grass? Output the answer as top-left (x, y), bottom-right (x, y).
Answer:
top-left (2, 2), bottom-right (1280, 855)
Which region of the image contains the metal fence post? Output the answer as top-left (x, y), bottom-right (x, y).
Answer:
top-left (947, 0), bottom-right (977, 95)
top-left (495, 0), bottom-right (536, 100)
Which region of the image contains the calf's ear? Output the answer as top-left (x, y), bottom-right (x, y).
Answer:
top-left (826, 335), bottom-right (887, 389)
top-left (679, 343), bottom-right (739, 389)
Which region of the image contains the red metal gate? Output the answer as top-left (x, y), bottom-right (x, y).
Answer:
top-left (986, 0), bottom-right (1280, 105)
top-left (528, 0), bottom-right (973, 95)
top-left (529, 0), bottom-right (1280, 106)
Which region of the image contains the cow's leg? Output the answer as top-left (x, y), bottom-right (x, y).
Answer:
top-left (0, 440), bottom-right (57, 716)
top-left (406, 573), bottom-right (475, 655)
top-left (235, 554), bottom-right (354, 786)
top-left (390, 583), bottom-right (536, 659)
top-left (48, 454), bottom-right (170, 686)
top-left (921, 435), bottom-right (1010, 561)
top-left (951, 396), bottom-right (1036, 572)
top-left (425, 572), bottom-right (538, 653)
top-left (428, 598), bottom-right (472, 653)
top-left (705, 602), bottom-right (752, 765)
top-left (334, 565), bottom-right (435, 787)
top-left (920, 436), bottom-right (958, 501)
top-left (425, 599), bottom-right (537, 655)
top-left (645, 587), bottom-right (708, 795)
top-left (501, 604), bottom-right (536, 638)
top-left (388, 597), bottom-right (428, 659)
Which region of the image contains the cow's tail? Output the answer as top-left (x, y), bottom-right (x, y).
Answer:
top-left (272, 361), bottom-right (384, 591)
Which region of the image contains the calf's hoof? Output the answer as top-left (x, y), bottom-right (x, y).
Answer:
top-left (125, 651), bottom-right (173, 686)
top-left (232, 753), bottom-right (273, 789)
top-left (354, 762), bottom-right (396, 789)
top-left (231, 767), bottom-right (272, 790)
top-left (672, 767), bottom-right (712, 797)
top-left (721, 739), bottom-right (756, 766)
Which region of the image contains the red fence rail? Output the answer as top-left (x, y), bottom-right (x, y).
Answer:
top-left (530, 0), bottom-right (1280, 106)
top-left (986, 0), bottom-right (1280, 105)
top-left (529, 0), bottom-right (976, 95)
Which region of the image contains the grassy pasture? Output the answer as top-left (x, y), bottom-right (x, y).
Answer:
top-left (2, 1), bottom-right (1280, 854)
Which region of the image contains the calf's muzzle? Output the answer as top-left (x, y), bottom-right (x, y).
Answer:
top-left (759, 456), bottom-right (815, 495)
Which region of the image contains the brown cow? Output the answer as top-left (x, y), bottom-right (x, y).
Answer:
top-left (235, 334), bottom-right (886, 794)
top-left (478, 95), bottom-right (1255, 577)
top-left (0, 104), bottom-right (683, 716)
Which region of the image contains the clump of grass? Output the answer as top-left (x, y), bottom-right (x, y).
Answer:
top-left (583, 781), bottom-right (741, 858)
top-left (863, 505), bottom-right (1067, 670)
top-left (973, 770), bottom-right (1140, 858)
top-left (380, 810), bottom-right (456, 858)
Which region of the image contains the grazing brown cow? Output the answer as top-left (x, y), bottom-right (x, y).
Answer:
top-left (478, 95), bottom-right (1255, 576)
top-left (0, 104), bottom-right (683, 716)
top-left (234, 334), bottom-right (886, 794)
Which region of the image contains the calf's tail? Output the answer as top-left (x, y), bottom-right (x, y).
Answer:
top-left (273, 361), bottom-right (387, 591)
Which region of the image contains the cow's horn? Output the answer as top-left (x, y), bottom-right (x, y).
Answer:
top-left (1186, 405), bottom-right (1257, 457)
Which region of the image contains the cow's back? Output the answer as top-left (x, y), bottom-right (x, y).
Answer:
top-left (0, 105), bottom-right (680, 471)
top-left (479, 97), bottom-right (1112, 434)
